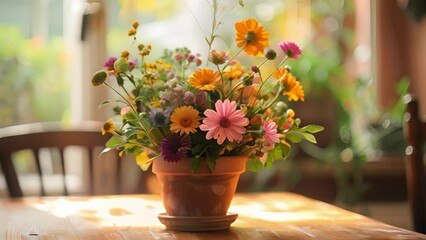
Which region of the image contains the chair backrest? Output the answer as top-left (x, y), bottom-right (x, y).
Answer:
top-left (0, 121), bottom-right (122, 198)
top-left (404, 95), bottom-right (426, 233)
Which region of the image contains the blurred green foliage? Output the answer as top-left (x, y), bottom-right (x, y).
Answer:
top-left (0, 24), bottom-right (70, 127)
top-left (289, 0), bottom-right (407, 205)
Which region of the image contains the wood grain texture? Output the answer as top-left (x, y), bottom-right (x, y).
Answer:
top-left (0, 192), bottom-right (425, 240)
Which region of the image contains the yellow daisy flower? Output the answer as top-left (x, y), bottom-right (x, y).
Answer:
top-left (223, 61), bottom-right (245, 80)
top-left (170, 106), bottom-right (201, 135)
top-left (156, 60), bottom-right (173, 69)
top-left (283, 76), bottom-right (305, 102)
top-left (102, 119), bottom-right (115, 135)
top-left (136, 150), bottom-right (152, 171)
top-left (235, 18), bottom-right (270, 56)
top-left (150, 101), bottom-right (161, 107)
top-left (187, 68), bottom-right (220, 91)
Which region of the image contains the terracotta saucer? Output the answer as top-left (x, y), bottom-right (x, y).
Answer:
top-left (158, 212), bottom-right (238, 231)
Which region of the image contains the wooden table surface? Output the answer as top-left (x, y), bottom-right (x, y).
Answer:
top-left (1, 192), bottom-right (425, 240)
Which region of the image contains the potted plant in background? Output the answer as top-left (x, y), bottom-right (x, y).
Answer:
top-left (91, 2), bottom-right (323, 231)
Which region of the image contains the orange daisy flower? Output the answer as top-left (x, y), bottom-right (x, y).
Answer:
top-left (283, 76), bottom-right (305, 102)
top-left (188, 68), bottom-right (221, 91)
top-left (274, 68), bottom-right (304, 102)
top-left (170, 106), bottom-right (201, 135)
top-left (235, 18), bottom-right (270, 56)
top-left (273, 67), bottom-right (291, 82)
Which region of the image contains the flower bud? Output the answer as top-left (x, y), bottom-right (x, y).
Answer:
top-left (188, 54), bottom-right (195, 62)
top-left (265, 49), bottom-right (277, 60)
top-left (208, 50), bottom-right (229, 65)
top-left (196, 58), bottom-right (202, 66)
top-left (121, 50), bottom-right (130, 58)
top-left (91, 71), bottom-right (107, 86)
top-left (274, 101), bottom-right (287, 112)
top-left (286, 109), bottom-right (295, 118)
top-left (113, 106), bottom-right (121, 115)
top-left (128, 29), bottom-right (136, 36)
top-left (132, 21), bottom-right (139, 29)
top-left (285, 65), bottom-right (292, 72)
top-left (251, 65), bottom-right (259, 73)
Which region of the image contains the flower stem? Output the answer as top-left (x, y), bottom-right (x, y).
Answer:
top-left (104, 82), bottom-right (158, 147)
top-left (221, 46), bottom-right (245, 71)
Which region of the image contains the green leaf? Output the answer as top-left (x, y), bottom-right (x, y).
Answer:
top-left (301, 124), bottom-right (324, 133)
top-left (279, 142), bottom-right (291, 157)
top-left (105, 135), bottom-right (125, 148)
top-left (205, 151), bottom-right (219, 172)
top-left (116, 74), bottom-right (124, 86)
top-left (134, 96), bottom-right (145, 102)
top-left (114, 57), bottom-right (129, 72)
top-left (265, 147), bottom-right (284, 168)
top-left (294, 118), bottom-right (301, 127)
top-left (301, 132), bottom-right (317, 144)
top-left (190, 157), bottom-right (202, 173)
top-left (191, 144), bottom-right (206, 156)
top-left (246, 158), bottom-right (263, 172)
top-left (206, 157), bottom-right (216, 173)
top-left (286, 131), bottom-right (303, 143)
top-left (98, 99), bottom-right (127, 108)
top-left (140, 118), bottom-right (152, 128)
top-left (148, 128), bottom-right (163, 143)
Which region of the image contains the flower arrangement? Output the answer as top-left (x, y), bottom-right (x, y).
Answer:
top-left (92, 13), bottom-right (323, 173)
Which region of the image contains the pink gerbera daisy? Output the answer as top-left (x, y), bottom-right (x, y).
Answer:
top-left (199, 99), bottom-right (249, 144)
top-left (262, 120), bottom-right (281, 146)
top-left (278, 40), bottom-right (302, 60)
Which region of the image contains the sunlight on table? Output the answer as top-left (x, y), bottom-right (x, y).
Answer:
top-left (26, 192), bottom-right (367, 229)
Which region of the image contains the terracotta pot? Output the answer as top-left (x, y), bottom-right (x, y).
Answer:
top-left (152, 156), bottom-right (247, 217)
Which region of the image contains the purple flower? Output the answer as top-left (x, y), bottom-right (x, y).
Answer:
top-left (103, 57), bottom-right (117, 71)
top-left (128, 59), bottom-right (138, 70)
top-left (183, 91), bottom-right (196, 105)
top-left (160, 133), bottom-right (191, 162)
top-left (149, 107), bottom-right (171, 127)
top-left (195, 92), bottom-right (206, 107)
top-left (278, 41), bottom-right (302, 60)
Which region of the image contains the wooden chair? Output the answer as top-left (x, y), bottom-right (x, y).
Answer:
top-left (0, 121), bottom-right (122, 198)
top-left (404, 95), bottom-right (426, 233)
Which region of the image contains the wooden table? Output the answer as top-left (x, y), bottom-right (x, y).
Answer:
top-left (1, 192), bottom-right (425, 239)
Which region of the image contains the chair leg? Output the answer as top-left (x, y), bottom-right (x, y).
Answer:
top-left (115, 155), bottom-right (121, 194)
top-left (88, 147), bottom-right (95, 195)
top-left (59, 148), bottom-right (68, 196)
top-left (0, 154), bottom-right (23, 198)
top-left (34, 149), bottom-right (46, 196)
